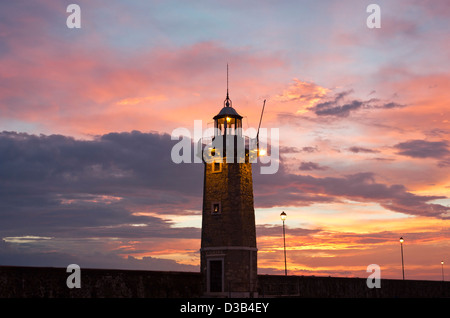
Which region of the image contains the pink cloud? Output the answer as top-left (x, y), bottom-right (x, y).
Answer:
top-left (0, 34), bottom-right (285, 136)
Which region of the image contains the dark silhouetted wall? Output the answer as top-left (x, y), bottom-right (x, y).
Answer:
top-left (1, 266), bottom-right (449, 298)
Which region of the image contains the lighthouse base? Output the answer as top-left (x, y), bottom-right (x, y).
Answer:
top-left (200, 246), bottom-right (258, 298)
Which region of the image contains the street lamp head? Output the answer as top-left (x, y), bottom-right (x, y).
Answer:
top-left (280, 211), bottom-right (287, 221)
top-left (442, 261), bottom-right (444, 265)
top-left (399, 237), bottom-right (404, 243)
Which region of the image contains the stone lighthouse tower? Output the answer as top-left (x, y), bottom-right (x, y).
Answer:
top-left (199, 83), bottom-right (258, 297)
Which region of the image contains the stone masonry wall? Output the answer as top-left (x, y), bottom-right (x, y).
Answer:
top-left (0, 266), bottom-right (201, 298)
top-left (1, 266), bottom-right (449, 298)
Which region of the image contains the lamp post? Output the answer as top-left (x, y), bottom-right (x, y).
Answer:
top-left (399, 237), bottom-right (405, 280)
top-left (441, 261), bottom-right (445, 282)
top-left (280, 211), bottom-right (287, 276)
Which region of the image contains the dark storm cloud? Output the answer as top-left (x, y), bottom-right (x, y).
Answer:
top-left (0, 127), bottom-right (202, 270)
top-left (394, 139), bottom-right (450, 158)
top-left (0, 130), bottom-right (203, 193)
top-left (0, 130), bottom-right (202, 239)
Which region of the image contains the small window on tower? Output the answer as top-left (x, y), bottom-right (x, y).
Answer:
top-left (212, 161), bottom-right (222, 173)
top-left (211, 202), bottom-right (221, 215)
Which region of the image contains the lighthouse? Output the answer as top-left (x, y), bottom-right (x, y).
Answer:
top-left (199, 80), bottom-right (258, 297)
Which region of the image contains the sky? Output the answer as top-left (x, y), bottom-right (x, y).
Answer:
top-left (0, 0), bottom-right (449, 281)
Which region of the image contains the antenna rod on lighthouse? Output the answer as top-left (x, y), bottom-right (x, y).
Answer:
top-left (226, 63), bottom-right (229, 99)
top-left (257, 99), bottom-right (266, 140)
top-left (256, 99), bottom-right (266, 155)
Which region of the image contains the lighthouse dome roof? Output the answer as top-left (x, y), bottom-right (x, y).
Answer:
top-left (213, 105), bottom-right (242, 120)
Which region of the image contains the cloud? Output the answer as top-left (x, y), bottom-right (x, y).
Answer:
top-left (348, 146), bottom-right (379, 154)
top-left (116, 95), bottom-right (168, 106)
top-left (275, 79), bottom-right (329, 104)
top-left (380, 102), bottom-right (405, 109)
top-left (256, 224), bottom-right (321, 237)
top-left (315, 100), bottom-right (363, 117)
top-left (0, 0), bottom-right (285, 136)
top-left (0, 130), bottom-right (206, 269)
top-left (394, 140), bottom-right (450, 159)
top-left (299, 161), bottom-right (329, 171)
top-left (0, 239), bottom-right (198, 271)
top-left (254, 162), bottom-right (450, 219)
top-left (307, 90), bottom-right (405, 118)
top-left (0, 131), bottom-right (203, 238)
top-left (394, 139), bottom-right (450, 169)
top-left (424, 128), bottom-right (450, 138)
top-left (279, 146), bottom-right (320, 154)
top-left (301, 146), bottom-right (319, 153)
top-left (1, 129), bottom-right (449, 269)
top-left (437, 159), bottom-right (450, 168)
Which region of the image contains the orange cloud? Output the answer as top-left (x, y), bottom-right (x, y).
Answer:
top-left (274, 78), bottom-right (330, 113)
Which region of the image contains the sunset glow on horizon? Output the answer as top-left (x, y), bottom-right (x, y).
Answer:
top-left (0, 0), bottom-right (449, 281)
